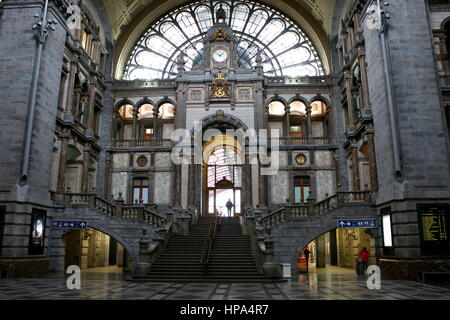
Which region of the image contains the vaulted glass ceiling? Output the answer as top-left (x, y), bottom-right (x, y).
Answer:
top-left (123, 0), bottom-right (324, 80)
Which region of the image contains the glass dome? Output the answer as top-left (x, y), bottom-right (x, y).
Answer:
top-left (124, 0), bottom-right (324, 80)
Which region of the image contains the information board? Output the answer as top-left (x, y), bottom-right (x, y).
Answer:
top-left (417, 203), bottom-right (450, 255)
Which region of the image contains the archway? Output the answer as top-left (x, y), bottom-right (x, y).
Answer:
top-left (296, 228), bottom-right (376, 276)
top-left (202, 134), bottom-right (242, 217)
top-left (63, 228), bottom-right (130, 273)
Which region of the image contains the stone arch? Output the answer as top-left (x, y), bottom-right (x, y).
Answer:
top-left (155, 97), bottom-right (177, 109)
top-left (135, 97), bottom-right (155, 109)
top-left (192, 111), bottom-right (249, 135)
top-left (309, 95), bottom-right (331, 107)
top-left (287, 96), bottom-right (310, 107)
top-left (270, 204), bottom-right (377, 274)
top-left (265, 96), bottom-right (289, 113)
top-left (440, 16), bottom-right (450, 29)
top-left (77, 221), bottom-right (138, 259)
top-left (114, 98), bottom-right (135, 112)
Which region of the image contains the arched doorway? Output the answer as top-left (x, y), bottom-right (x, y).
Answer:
top-left (64, 228), bottom-right (129, 273)
top-left (202, 135), bottom-right (242, 217)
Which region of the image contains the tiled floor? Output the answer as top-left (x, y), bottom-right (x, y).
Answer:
top-left (1, 266), bottom-right (450, 300)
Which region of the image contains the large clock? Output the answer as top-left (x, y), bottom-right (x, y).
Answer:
top-left (212, 49), bottom-right (228, 63)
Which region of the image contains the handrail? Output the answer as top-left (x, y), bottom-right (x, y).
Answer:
top-left (200, 214), bottom-right (221, 265)
top-left (260, 191), bottom-right (372, 228)
top-left (63, 193), bottom-right (167, 226)
top-left (280, 137), bottom-right (332, 145)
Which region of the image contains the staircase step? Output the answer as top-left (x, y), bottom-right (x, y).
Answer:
top-left (134, 217), bottom-right (280, 282)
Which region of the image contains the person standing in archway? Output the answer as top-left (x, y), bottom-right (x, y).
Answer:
top-left (303, 247), bottom-right (311, 272)
top-left (358, 247), bottom-right (370, 274)
top-left (226, 199), bottom-right (234, 217)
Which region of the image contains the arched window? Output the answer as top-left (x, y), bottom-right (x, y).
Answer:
top-left (268, 101), bottom-right (286, 117)
top-left (289, 100), bottom-right (307, 116)
top-left (158, 103), bottom-right (175, 119)
top-left (117, 104), bottom-right (134, 120)
top-left (311, 101), bottom-right (327, 117)
top-left (138, 104), bottom-right (154, 119)
top-left (123, 0), bottom-right (324, 80)
top-left (445, 20), bottom-right (450, 66)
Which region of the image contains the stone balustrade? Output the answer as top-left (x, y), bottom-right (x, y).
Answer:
top-left (64, 193), bottom-right (166, 227)
top-left (260, 191), bottom-right (372, 229)
top-left (112, 139), bottom-right (172, 148)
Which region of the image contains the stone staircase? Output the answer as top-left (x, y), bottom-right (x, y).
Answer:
top-left (141, 217), bottom-right (278, 282)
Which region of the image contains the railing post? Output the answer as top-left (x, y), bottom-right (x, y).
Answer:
top-left (115, 193), bottom-right (124, 218)
top-left (134, 229), bottom-right (151, 277)
top-left (262, 226), bottom-right (281, 278)
top-left (307, 196), bottom-right (315, 217)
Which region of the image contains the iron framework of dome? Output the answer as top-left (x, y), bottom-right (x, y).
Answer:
top-left (123, 0), bottom-right (325, 80)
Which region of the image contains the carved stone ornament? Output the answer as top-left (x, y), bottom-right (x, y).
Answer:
top-left (211, 73), bottom-right (230, 99)
top-left (136, 155), bottom-right (149, 167)
top-left (210, 28), bottom-right (231, 42)
top-left (295, 153), bottom-right (308, 165)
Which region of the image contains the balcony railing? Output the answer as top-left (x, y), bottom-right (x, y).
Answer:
top-left (63, 193), bottom-right (166, 227)
top-left (112, 139), bottom-right (172, 148)
top-left (279, 137), bottom-right (332, 145)
top-left (259, 191), bottom-right (372, 228)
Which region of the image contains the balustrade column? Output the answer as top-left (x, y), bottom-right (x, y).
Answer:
top-left (134, 229), bottom-right (151, 277)
top-left (262, 227), bottom-right (281, 278)
top-left (132, 107), bottom-right (138, 141)
top-left (307, 104), bottom-right (312, 138)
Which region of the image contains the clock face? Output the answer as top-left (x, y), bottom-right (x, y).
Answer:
top-left (213, 49), bottom-right (228, 63)
top-left (295, 154), bottom-right (308, 165)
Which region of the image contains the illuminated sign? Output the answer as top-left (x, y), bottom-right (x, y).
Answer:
top-left (418, 204), bottom-right (450, 255)
top-left (337, 219), bottom-right (377, 229)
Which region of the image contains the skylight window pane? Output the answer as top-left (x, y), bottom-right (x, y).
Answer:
top-left (159, 22), bottom-right (187, 46)
top-left (259, 19), bottom-right (285, 44)
top-left (124, 0), bottom-right (324, 79)
top-left (176, 11), bottom-right (201, 38)
top-left (231, 4), bottom-right (249, 32)
top-left (195, 5), bottom-right (213, 32)
top-left (245, 9), bottom-right (269, 36)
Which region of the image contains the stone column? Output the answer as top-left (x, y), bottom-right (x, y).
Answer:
top-left (103, 154), bottom-right (112, 199)
top-left (350, 147), bottom-right (361, 191)
top-left (188, 162), bottom-right (196, 207)
top-left (87, 81), bottom-right (97, 133)
top-left (64, 58), bottom-right (78, 117)
top-left (344, 72), bottom-right (355, 127)
top-left (366, 131), bottom-right (379, 192)
top-left (153, 106), bottom-right (159, 139)
top-left (134, 229), bottom-right (151, 277)
top-left (81, 147), bottom-right (91, 193)
top-left (132, 107), bottom-right (138, 141)
top-left (358, 50), bottom-right (371, 109)
top-left (262, 227), bottom-right (281, 278)
top-left (57, 137), bottom-right (69, 194)
top-left (173, 164), bottom-right (182, 207)
top-left (307, 104), bottom-right (312, 138)
top-left (316, 234), bottom-right (326, 268)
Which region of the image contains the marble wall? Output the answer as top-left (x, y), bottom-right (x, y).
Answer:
top-left (271, 171), bottom-right (289, 204)
top-left (315, 170), bottom-right (335, 202)
top-left (154, 172), bottom-right (172, 205)
top-left (113, 153), bottom-right (129, 169)
top-left (111, 172), bottom-right (128, 202)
